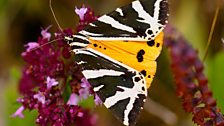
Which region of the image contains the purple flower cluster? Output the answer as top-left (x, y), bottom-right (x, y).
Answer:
top-left (12, 6), bottom-right (101, 126)
top-left (165, 26), bottom-right (224, 126)
top-left (75, 6), bottom-right (98, 32)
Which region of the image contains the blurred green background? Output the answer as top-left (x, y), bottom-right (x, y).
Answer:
top-left (0, 0), bottom-right (223, 126)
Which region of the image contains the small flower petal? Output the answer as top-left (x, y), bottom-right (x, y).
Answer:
top-left (46, 77), bottom-right (59, 89)
top-left (80, 78), bottom-right (91, 88)
top-left (11, 106), bottom-right (25, 118)
top-left (25, 42), bottom-right (39, 52)
top-left (34, 92), bottom-right (46, 104)
top-left (79, 88), bottom-right (90, 100)
top-left (77, 112), bottom-right (84, 117)
top-left (41, 25), bottom-right (52, 41)
top-left (67, 93), bottom-right (79, 106)
top-left (16, 98), bottom-right (24, 103)
top-left (94, 95), bottom-right (102, 106)
top-left (75, 7), bottom-right (88, 20)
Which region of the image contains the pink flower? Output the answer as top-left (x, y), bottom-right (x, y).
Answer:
top-left (41, 25), bottom-right (52, 41)
top-left (75, 6), bottom-right (88, 20)
top-left (46, 77), bottom-right (58, 89)
top-left (79, 88), bottom-right (90, 100)
top-left (25, 42), bottom-right (39, 52)
top-left (77, 112), bottom-right (84, 117)
top-left (67, 93), bottom-right (79, 106)
top-left (33, 92), bottom-right (46, 104)
top-left (80, 78), bottom-right (91, 88)
top-left (11, 106), bottom-right (25, 118)
top-left (94, 95), bottom-right (102, 106)
top-left (79, 78), bottom-right (91, 100)
top-left (16, 98), bottom-right (24, 103)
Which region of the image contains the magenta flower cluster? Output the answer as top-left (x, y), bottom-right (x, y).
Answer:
top-left (12, 6), bottom-right (101, 126)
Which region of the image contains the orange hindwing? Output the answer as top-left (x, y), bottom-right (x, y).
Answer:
top-left (87, 32), bottom-right (164, 88)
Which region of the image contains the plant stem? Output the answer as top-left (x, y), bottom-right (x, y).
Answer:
top-left (203, 0), bottom-right (220, 62)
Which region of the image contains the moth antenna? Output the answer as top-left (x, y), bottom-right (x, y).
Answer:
top-left (28, 1), bottom-right (66, 52)
top-left (29, 38), bottom-right (63, 52)
top-left (49, 0), bottom-right (63, 32)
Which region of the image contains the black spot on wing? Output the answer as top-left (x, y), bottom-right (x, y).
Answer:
top-left (147, 29), bottom-right (153, 35)
top-left (93, 44), bottom-right (98, 47)
top-left (140, 70), bottom-right (146, 77)
top-left (134, 77), bottom-right (141, 82)
top-left (128, 94), bottom-right (146, 126)
top-left (109, 98), bottom-right (130, 125)
top-left (136, 49), bottom-right (145, 62)
top-left (142, 87), bottom-right (145, 91)
top-left (147, 40), bottom-right (155, 46)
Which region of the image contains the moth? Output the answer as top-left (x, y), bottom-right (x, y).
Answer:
top-left (64, 0), bottom-right (169, 125)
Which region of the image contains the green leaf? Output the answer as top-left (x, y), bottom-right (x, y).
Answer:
top-left (62, 76), bottom-right (72, 102)
top-left (4, 77), bottom-right (37, 126)
top-left (208, 52), bottom-right (224, 112)
top-left (10, 67), bottom-right (21, 81)
top-left (78, 96), bottom-right (95, 109)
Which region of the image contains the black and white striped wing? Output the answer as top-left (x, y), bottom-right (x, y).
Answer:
top-left (74, 48), bottom-right (147, 126)
top-left (79, 0), bottom-right (168, 41)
